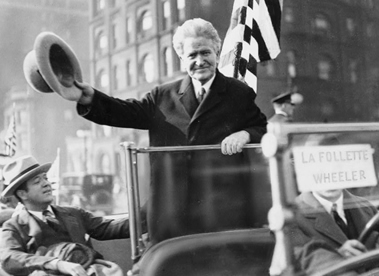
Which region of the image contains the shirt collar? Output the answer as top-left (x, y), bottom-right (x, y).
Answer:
top-left (28, 205), bottom-right (54, 221)
top-left (275, 111), bottom-right (288, 117)
top-left (312, 191), bottom-right (346, 222)
top-left (192, 74), bottom-right (216, 95)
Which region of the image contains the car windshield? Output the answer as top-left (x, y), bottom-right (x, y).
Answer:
top-left (0, 1), bottom-right (379, 276)
top-left (263, 122), bottom-right (379, 276)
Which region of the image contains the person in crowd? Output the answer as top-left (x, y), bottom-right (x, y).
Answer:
top-left (64, 18), bottom-right (268, 244)
top-left (268, 91), bottom-right (303, 123)
top-left (0, 155), bottom-right (131, 276)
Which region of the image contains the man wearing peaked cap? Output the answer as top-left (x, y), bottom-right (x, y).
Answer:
top-left (0, 155), bottom-right (135, 276)
top-left (268, 91), bottom-right (303, 123)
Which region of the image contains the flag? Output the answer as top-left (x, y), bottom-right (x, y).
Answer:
top-left (218, 0), bottom-right (283, 92)
top-left (4, 113), bottom-right (17, 157)
top-left (47, 148), bottom-right (61, 204)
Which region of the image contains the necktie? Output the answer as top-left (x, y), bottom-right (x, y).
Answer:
top-left (43, 210), bottom-right (62, 232)
top-left (331, 203), bottom-right (349, 237)
top-left (198, 87), bottom-right (206, 103)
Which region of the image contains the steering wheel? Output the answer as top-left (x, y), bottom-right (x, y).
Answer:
top-left (358, 212), bottom-right (379, 244)
top-left (313, 213), bottom-right (379, 276)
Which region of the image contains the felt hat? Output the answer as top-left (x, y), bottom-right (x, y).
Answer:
top-left (271, 91), bottom-right (303, 105)
top-left (1, 156), bottom-right (51, 198)
top-left (24, 32), bottom-right (83, 100)
top-left (23, 50), bottom-right (54, 93)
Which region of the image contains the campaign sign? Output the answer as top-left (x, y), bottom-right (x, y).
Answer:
top-left (293, 144), bottom-right (377, 192)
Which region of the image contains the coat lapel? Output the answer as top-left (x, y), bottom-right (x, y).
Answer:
top-left (178, 76), bottom-right (198, 118)
top-left (17, 209), bottom-right (43, 252)
top-left (298, 192), bottom-right (347, 246)
top-left (52, 205), bottom-right (85, 244)
top-left (191, 71), bottom-right (226, 123)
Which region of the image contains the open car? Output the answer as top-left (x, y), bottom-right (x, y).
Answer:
top-left (262, 122), bottom-right (379, 276)
top-left (118, 122), bottom-right (379, 276)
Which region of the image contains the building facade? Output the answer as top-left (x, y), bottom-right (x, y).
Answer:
top-left (0, 0), bottom-right (90, 168)
top-left (76, 0), bottom-right (379, 180)
top-left (257, 0), bottom-right (379, 122)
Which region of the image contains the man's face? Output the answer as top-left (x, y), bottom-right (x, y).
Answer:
top-left (18, 172), bottom-right (54, 210)
top-left (282, 102), bottom-right (295, 117)
top-left (180, 36), bottom-right (219, 85)
top-left (315, 189), bottom-right (343, 202)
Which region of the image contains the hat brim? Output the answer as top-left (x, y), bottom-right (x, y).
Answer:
top-left (271, 92), bottom-right (292, 104)
top-left (34, 32), bottom-right (83, 101)
top-left (1, 163), bottom-right (52, 198)
top-left (23, 50), bottom-right (54, 93)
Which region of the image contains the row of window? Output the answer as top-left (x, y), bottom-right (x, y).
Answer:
top-left (96, 46), bottom-right (182, 91)
top-left (263, 51), bottom-right (359, 83)
top-left (94, 0), bottom-right (185, 57)
top-left (94, 48), bottom-right (359, 95)
top-left (284, 6), bottom-right (376, 38)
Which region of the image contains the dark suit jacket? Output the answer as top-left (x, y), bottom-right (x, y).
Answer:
top-left (290, 191), bottom-right (378, 275)
top-left (81, 70), bottom-right (267, 146)
top-left (0, 205), bottom-right (129, 275)
top-left (79, 70), bottom-right (268, 244)
top-left (291, 191), bottom-right (378, 250)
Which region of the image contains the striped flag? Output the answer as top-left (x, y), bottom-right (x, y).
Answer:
top-left (47, 148), bottom-right (61, 204)
top-left (4, 113), bottom-right (17, 157)
top-left (218, 0), bottom-right (283, 92)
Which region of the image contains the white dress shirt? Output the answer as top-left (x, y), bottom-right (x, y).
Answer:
top-left (192, 74), bottom-right (216, 99)
top-left (313, 192), bottom-right (347, 224)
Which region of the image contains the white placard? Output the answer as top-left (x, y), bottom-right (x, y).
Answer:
top-left (293, 144), bottom-right (377, 192)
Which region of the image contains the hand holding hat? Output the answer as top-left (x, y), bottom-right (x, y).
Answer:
top-left (23, 32), bottom-right (84, 101)
top-left (74, 80), bottom-right (95, 105)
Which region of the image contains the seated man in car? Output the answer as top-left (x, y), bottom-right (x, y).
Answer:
top-left (0, 155), bottom-right (131, 276)
top-left (291, 188), bottom-right (379, 274)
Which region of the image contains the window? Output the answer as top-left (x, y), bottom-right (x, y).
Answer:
top-left (265, 62), bottom-right (275, 76)
top-left (138, 10), bottom-right (153, 39)
top-left (113, 65), bottom-right (119, 90)
top-left (317, 55), bottom-right (334, 80)
top-left (348, 59), bottom-right (358, 83)
top-left (162, 0), bottom-right (171, 31)
top-left (177, 0), bottom-right (185, 22)
top-left (140, 54), bottom-right (155, 83)
top-left (163, 47), bottom-right (173, 77)
top-left (111, 22), bottom-right (118, 49)
top-left (367, 0), bottom-right (374, 9)
top-left (126, 17), bottom-right (132, 44)
top-left (346, 18), bottom-right (356, 36)
top-left (95, 30), bottom-right (107, 56)
top-left (287, 51), bottom-right (297, 78)
top-left (313, 13), bottom-right (331, 36)
top-left (99, 153), bottom-right (112, 174)
top-left (96, 69), bottom-right (109, 90)
top-left (366, 22), bottom-right (374, 38)
top-left (93, 0), bottom-right (105, 16)
top-left (126, 60), bottom-right (132, 87)
top-left (284, 7), bottom-right (294, 23)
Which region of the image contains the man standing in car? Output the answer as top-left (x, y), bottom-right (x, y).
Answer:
top-left (65, 18), bottom-right (268, 244)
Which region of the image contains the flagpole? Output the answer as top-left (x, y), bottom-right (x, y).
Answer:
top-left (3, 103), bottom-right (17, 157)
top-left (55, 148), bottom-right (61, 205)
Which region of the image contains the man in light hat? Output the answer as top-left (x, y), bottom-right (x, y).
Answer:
top-left (268, 91), bottom-right (303, 123)
top-left (0, 155), bottom-right (130, 276)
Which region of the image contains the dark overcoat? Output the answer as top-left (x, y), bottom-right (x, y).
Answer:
top-left (0, 206), bottom-right (129, 275)
top-left (80, 70), bottom-right (268, 244)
